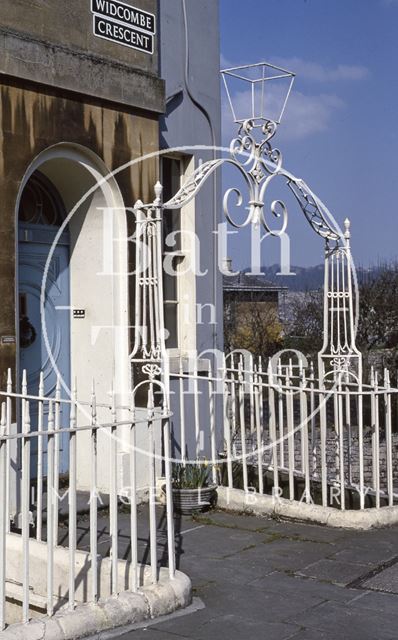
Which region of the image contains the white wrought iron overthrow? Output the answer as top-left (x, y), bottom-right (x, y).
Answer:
top-left (1, 61), bottom-right (395, 634)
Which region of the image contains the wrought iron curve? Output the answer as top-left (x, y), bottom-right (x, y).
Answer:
top-left (131, 116), bottom-right (345, 372)
top-left (163, 118), bottom-right (341, 241)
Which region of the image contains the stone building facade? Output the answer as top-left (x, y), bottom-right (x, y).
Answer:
top-left (0, 0), bottom-right (221, 490)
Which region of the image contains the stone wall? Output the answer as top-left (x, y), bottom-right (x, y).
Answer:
top-left (0, 0), bottom-right (164, 112)
top-left (232, 425), bottom-right (398, 493)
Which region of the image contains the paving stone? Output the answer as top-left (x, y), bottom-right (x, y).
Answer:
top-left (347, 589), bottom-right (398, 614)
top-left (352, 526), bottom-right (398, 545)
top-left (178, 527), bottom-right (263, 561)
top-left (254, 538), bottom-right (334, 572)
top-left (336, 532), bottom-right (398, 553)
top-left (193, 509), bottom-right (271, 532)
top-left (119, 628), bottom-right (189, 639)
top-left (191, 616), bottom-right (299, 640)
top-left (129, 615), bottom-right (298, 640)
top-left (259, 518), bottom-right (347, 544)
top-left (327, 544), bottom-right (397, 567)
top-left (297, 558), bottom-right (370, 585)
top-left (68, 507), bottom-right (398, 639)
top-left (288, 628), bottom-right (364, 640)
top-left (248, 570), bottom-right (356, 603)
top-left (157, 581), bottom-right (323, 630)
top-left (360, 560), bottom-right (398, 594)
top-left (288, 599), bottom-right (398, 640)
top-left (182, 555), bottom-right (275, 588)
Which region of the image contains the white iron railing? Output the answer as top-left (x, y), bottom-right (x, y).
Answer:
top-left (170, 354), bottom-right (398, 512)
top-left (0, 369), bottom-right (175, 629)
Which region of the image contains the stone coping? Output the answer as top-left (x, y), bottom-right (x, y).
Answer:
top-left (217, 486), bottom-right (398, 530)
top-left (0, 570), bottom-right (191, 640)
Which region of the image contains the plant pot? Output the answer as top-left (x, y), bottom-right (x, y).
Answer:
top-left (162, 484), bottom-right (217, 515)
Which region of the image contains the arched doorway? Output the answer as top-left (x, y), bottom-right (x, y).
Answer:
top-left (18, 170), bottom-right (71, 398)
top-left (18, 170), bottom-right (71, 473)
top-left (16, 144), bottom-right (130, 486)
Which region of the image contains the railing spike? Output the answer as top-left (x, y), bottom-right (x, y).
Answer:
top-left (111, 381), bottom-right (116, 419)
top-left (39, 371), bottom-right (44, 396)
top-left (344, 217), bottom-right (351, 241)
top-left (91, 380), bottom-right (97, 424)
top-left (154, 181), bottom-right (163, 202)
top-left (48, 400), bottom-right (54, 429)
top-left (70, 387), bottom-right (76, 422)
top-left (147, 384), bottom-right (155, 412)
top-left (130, 386), bottom-right (136, 419)
top-left (25, 401), bottom-right (30, 433)
top-left (267, 359), bottom-right (273, 385)
top-left (0, 402), bottom-right (5, 436)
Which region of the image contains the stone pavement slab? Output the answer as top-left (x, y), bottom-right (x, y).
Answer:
top-left (361, 559), bottom-right (398, 594)
top-left (297, 558), bottom-right (370, 585)
top-left (247, 570), bottom-right (358, 603)
top-left (327, 543), bottom-right (397, 566)
top-left (71, 506), bottom-right (398, 639)
top-left (347, 589), bottom-right (398, 614)
top-left (288, 599), bottom-right (398, 640)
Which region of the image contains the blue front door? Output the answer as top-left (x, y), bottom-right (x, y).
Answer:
top-left (18, 224), bottom-right (71, 473)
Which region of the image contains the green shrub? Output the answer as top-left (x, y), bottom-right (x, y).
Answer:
top-left (172, 462), bottom-right (210, 489)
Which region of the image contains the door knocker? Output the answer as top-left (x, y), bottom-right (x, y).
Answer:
top-left (20, 315), bottom-right (36, 348)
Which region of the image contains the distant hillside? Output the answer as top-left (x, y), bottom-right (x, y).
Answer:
top-left (242, 264), bottom-right (381, 292)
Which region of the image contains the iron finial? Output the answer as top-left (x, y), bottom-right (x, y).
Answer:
top-left (154, 181), bottom-right (163, 203)
top-left (344, 218), bottom-right (351, 240)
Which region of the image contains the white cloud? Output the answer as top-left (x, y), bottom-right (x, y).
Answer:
top-left (219, 54), bottom-right (364, 141)
top-left (271, 57), bottom-right (369, 82)
top-left (220, 53), bottom-right (235, 70)
top-left (220, 54), bottom-right (369, 83)
top-left (278, 91), bottom-right (344, 140)
top-left (220, 54), bottom-right (368, 144)
top-left (222, 88), bottom-right (345, 142)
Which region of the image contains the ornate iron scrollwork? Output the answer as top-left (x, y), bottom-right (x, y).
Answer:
top-left (163, 117), bottom-right (342, 241)
top-left (131, 113), bottom-right (347, 377)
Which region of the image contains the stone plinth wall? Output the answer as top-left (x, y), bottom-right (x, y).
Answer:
top-left (231, 425), bottom-right (398, 493)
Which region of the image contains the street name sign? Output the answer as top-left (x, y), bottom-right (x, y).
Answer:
top-left (91, 0), bottom-right (155, 54)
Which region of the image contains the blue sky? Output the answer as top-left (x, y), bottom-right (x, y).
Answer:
top-left (220, 0), bottom-right (398, 269)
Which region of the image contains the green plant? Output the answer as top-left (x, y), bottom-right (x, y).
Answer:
top-left (172, 462), bottom-right (210, 489)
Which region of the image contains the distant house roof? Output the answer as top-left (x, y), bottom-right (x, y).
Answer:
top-left (223, 271), bottom-right (287, 293)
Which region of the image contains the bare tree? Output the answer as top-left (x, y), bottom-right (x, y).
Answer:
top-left (224, 298), bottom-right (283, 359)
top-left (284, 263), bottom-right (398, 375)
